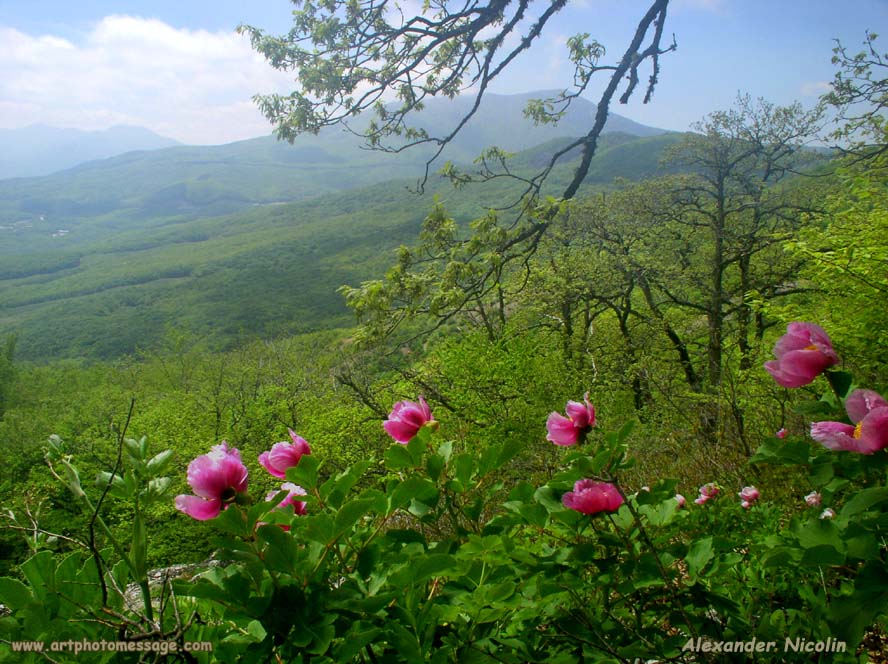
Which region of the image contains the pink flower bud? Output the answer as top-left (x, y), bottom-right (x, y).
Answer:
top-left (804, 491), bottom-right (822, 508)
top-left (384, 397), bottom-right (434, 443)
top-left (259, 430), bottom-right (311, 478)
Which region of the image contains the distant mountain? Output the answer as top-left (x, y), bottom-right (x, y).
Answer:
top-left (0, 92), bottom-right (666, 229)
top-left (0, 92), bottom-right (676, 360)
top-left (0, 124), bottom-right (181, 179)
top-left (402, 90), bottom-right (665, 157)
top-left (0, 131), bottom-right (684, 361)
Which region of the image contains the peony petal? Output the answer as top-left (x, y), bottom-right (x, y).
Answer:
top-left (418, 396), bottom-right (433, 421)
top-left (186, 443), bottom-right (248, 499)
top-left (259, 451), bottom-right (286, 479)
top-left (845, 389), bottom-right (888, 423)
top-left (383, 419), bottom-right (419, 443)
top-left (810, 421), bottom-right (859, 451)
top-left (175, 495), bottom-right (222, 521)
top-left (565, 400), bottom-right (590, 429)
top-left (546, 412), bottom-right (579, 446)
top-left (857, 407), bottom-right (888, 454)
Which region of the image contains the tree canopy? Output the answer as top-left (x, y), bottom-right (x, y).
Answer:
top-left (240, 0), bottom-right (675, 194)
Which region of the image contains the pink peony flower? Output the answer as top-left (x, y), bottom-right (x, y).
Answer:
top-left (259, 483), bottom-right (307, 531)
top-left (805, 491), bottom-right (822, 508)
top-left (259, 430), bottom-right (312, 478)
top-left (699, 483), bottom-right (720, 499)
top-left (810, 389), bottom-right (888, 454)
top-left (175, 442), bottom-right (248, 521)
top-left (562, 480), bottom-right (623, 515)
top-left (546, 393), bottom-right (596, 446)
top-left (695, 483), bottom-right (720, 506)
top-left (675, 494), bottom-right (687, 509)
top-left (776, 428), bottom-right (787, 439)
top-left (383, 397), bottom-right (434, 443)
top-left (739, 486), bottom-right (760, 503)
top-left (764, 322), bottom-right (839, 388)
top-left (265, 482), bottom-right (308, 531)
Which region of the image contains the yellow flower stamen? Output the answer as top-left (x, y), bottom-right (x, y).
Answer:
top-left (853, 421), bottom-right (863, 439)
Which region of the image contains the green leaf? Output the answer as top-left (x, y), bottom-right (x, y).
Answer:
top-left (426, 453), bottom-right (445, 481)
top-left (685, 537), bottom-right (713, 579)
top-left (841, 487), bottom-right (888, 518)
top-left (146, 449), bottom-right (174, 475)
top-left (406, 435), bottom-right (426, 465)
top-left (20, 551), bottom-right (54, 599)
top-left (286, 454), bottom-right (319, 489)
top-left (0, 577), bottom-right (32, 611)
top-left (828, 562), bottom-right (888, 645)
top-left (800, 544), bottom-right (845, 565)
top-left (213, 504), bottom-right (252, 537)
top-left (333, 626), bottom-right (382, 663)
top-left (437, 440), bottom-right (453, 464)
top-left (826, 370), bottom-right (855, 401)
top-left (384, 444), bottom-right (414, 471)
top-left (321, 461), bottom-right (371, 508)
top-left (749, 438), bottom-right (811, 466)
top-left (792, 518), bottom-right (845, 560)
top-left (614, 419), bottom-right (636, 443)
top-left (413, 554), bottom-right (457, 582)
top-left (388, 476), bottom-right (437, 514)
top-left (335, 497), bottom-right (376, 536)
top-left (257, 524), bottom-right (299, 574)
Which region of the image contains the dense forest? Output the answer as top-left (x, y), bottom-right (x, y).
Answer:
top-left (1, 2), bottom-right (887, 662)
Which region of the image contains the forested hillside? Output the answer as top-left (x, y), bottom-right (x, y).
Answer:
top-left (1, 6), bottom-right (887, 662)
top-left (0, 131), bottom-right (679, 360)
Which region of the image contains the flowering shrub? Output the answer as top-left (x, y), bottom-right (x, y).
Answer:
top-left (1, 324), bottom-right (887, 662)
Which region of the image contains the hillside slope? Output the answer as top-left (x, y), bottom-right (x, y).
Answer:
top-left (0, 132), bottom-right (682, 360)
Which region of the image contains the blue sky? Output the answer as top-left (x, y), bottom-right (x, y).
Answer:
top-left (0, 0), bottom-right (885, 144)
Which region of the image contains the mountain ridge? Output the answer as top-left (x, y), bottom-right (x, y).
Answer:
top-left (0, 124), bottom-right (181, 180)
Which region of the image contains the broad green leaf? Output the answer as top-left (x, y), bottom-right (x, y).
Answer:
top-left (334, 497), bottom-right (376, 536)
top-left (286, 454), bottom-right (319, 489)
top-left (384, 444), bottom-right (414, 471)
top-left (0, 577), bottom-right (32, 611)
top-left (685, 537), bottom-right (713, 579)
top-left (841, 487), bottom-right (888, 518)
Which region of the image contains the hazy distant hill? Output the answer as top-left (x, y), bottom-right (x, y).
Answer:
top-left (0, 124), bottom-right (180, 179)
top-left (0, 131), bottom-right (684, 361)
top-left (404, 90), bottom-right (665, 156)
top-left (0, 93), bottom-right (666, 236)
top-left (0, 91), bottom-right (679, 360)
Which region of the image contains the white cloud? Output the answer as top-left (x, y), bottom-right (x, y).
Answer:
top-left (800, 80), bottom-right (831, 97)
top-left (0, 16), bottom-right (296, 144)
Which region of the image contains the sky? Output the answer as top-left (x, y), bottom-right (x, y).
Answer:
top-left (0, 0), bottom-right (886, 145)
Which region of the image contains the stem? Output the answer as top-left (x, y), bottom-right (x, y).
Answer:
top-left (620, 498), bottom-right (700, 642)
